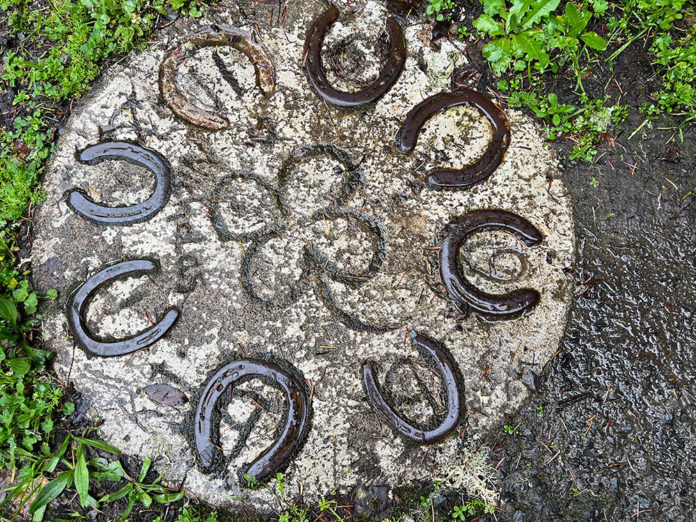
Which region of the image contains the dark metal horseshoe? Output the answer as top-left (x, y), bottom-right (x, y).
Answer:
top-left (440, 209), bottom-right (543, 318)
top-left (304, 6), bottom-right (406, 108)
top-left (362, 331), bottom-right (465, 444)
top-left (67, 259), bottom-right (179, 357)
top-left (396, 89), bottom-right (511, 189)
top-left (66, 141), bottom-right (172, 225)
top-left (159, 25), bottom-right (276, 130)
top-left (194, 358), bottom-right (311, 485)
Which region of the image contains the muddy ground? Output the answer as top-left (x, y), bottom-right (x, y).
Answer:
top-left (3, 0), bottom-right (695, 520)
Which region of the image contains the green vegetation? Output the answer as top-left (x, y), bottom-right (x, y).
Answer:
top-left (451, 498), bottom-right (496, 520)
top-left (154, 504), bottom-right (219, 522)
top-left (427, 0), bottom-right (455, 22)
top-left (461, 0), bottom-right (695, 161)
top-left (504, 423), bottom-right (519, 435)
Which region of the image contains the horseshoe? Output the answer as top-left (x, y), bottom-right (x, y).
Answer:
top-left (66, 141), bottom-right (172, 225)
top-left (194, 359), bottom-right (311, 485)
top-left (396, 89), bottom-right (511, 189)
top-left (67, 259), bottom-right (179, 357)
top-left (159, 25), bottom-right (276, 130)
top-left (439, 210), bottom-right (542, 317)
top-left (362, 331), bottom-right (465, 444)
top-left (304, 6), bottom-right (406, 108)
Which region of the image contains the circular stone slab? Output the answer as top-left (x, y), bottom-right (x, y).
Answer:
top-left (32, 0), bottom-right (576, 510)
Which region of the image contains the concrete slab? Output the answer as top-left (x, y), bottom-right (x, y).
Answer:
top-left (32, 0), bottom-right (576, 511)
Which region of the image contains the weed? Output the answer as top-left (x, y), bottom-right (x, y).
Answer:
top-left (427, 0), bottom-right (455, 22)
top-left (504, 424), bottom-right (519, 436)
top-left (154, 503), bottom-right (218, 522)
top-left (452, 498), bottom-right (496, 520)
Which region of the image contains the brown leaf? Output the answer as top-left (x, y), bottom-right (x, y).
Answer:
top-left (13, 140), bottom-right (31, 159)
top-left (144, 383), bottom-right (189, 410)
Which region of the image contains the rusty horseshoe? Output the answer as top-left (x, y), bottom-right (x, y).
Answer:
top-left (66, 141), bottom-right (172, 225)
top-left (362, 331), bottom-right (465, 444)
top-left (194, 358), bottom-right (311, 486)
top-left (440, 209), bottom-right (543, 318)
top-left (160, 25), bottom-right (276, 130)
top-left (304, 6), bottom-right (406, 107)
top-left (67, 259), bottom-right (179, 357)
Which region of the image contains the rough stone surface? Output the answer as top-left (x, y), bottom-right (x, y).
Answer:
top-left (31, 0), bottom-right (576, 510)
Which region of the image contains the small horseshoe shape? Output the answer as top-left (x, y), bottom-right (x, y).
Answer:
top-left (362, 331), bottom-right (465, 444)
top-left (66, 141), bottom-right (172, 225)
top-left (194, 358), bottom-right (311, 485)
top-left (439, 209), bottom-right (543, 317)
top-left (304, 6), bottom-right (406, 108)
top-left (159, 25), bottom-right (276, 130)
top-left (67, 260), bottom-right (179, 357)
top-left (396, 89), bottom-right (511, 189)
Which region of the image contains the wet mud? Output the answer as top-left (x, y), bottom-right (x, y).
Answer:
top-left (495, 117), bottom-right (696, 520)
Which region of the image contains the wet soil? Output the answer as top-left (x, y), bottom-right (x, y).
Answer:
top-left (492, 41), bottom-right (696, 522)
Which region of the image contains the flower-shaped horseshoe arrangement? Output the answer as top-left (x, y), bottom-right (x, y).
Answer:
top-left (209, 144), bottom-right (390, 333)
top-left (61, 5), bottom-right (550, 487)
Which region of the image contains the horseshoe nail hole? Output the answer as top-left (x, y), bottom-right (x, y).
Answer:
top-left (72, 161), bottom-right (154, 207)
top-left (309, 216), bottom-right (376, 277)
top-left (281, 155), bottom-right (354, 219)
top-left (84, 276), bottom-right (169, 340)
top-left (414, 106), bottom-right (494, 170)
top-left (458, 231), bottom-right (530, 291)
top-left (211, 176), bottom-right (280, 240)
top-left (246, 234), bottom-right (305, 303)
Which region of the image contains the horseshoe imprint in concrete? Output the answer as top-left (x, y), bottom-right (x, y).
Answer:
top-left (397, 89), bottom-right (511, 189)
top-left (362, 331), bottom-right (465, 443)
top-left (67, 259), bottom-right (179, 357)
top-left (304, 6), bottom-right (406, 107)
top-left (194, 358), bottom-right (311, 485)
top-left (439, 210), bottom-right (543, 318)
top-left (159, 25), bottom-right (275, 130)
top-left (66, 141), bottom-right (172, 225)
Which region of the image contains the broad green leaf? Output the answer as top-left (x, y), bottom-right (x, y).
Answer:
top-left (520, 0), bottom-right (561, 30)
top-left (24, 345), bottom-right (54, 367)
top-left (506, 0), bottom-right (531, 33)
top-left (73, 436), bottom-right (122, 455)
top-left (140, 492), bottom-right (152, 508)
top-left (24, 293), bottom-right (38, 315)
top-left (590, 0), bottom-right (609, 14)
top-left (7, 357), bottom-right (31, 375)
top-left (514, 32), bottom-right (549, 69)
top-left (549, 35), bottom-right (579, 49)
top-left (47, 289), bottom-right (58, 300)
top-left (473, 14), bottom-right (504, 36)
top-left (581, 31), bottom-right (607, 50)
top-left (0, 296), bottom-right (18, 329)
top-left (564, 2), bottom-right (591, 37)
top-left (75, 444), bottom-right (90, 507)
top-left (483, 0), bottom-right (505, 16)
top-left (29, 471), bottom-right (73, 514)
